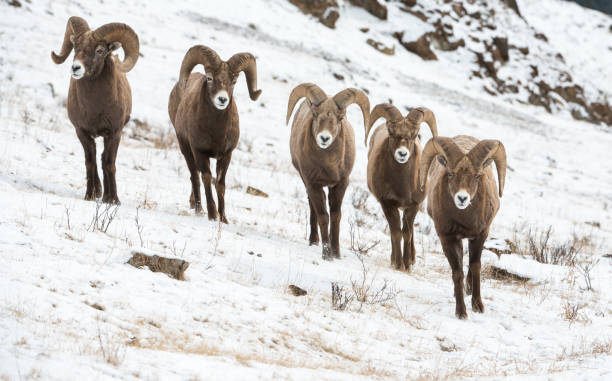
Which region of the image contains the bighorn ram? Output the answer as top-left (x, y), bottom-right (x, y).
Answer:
top-left (365, 104), bottom-right (438, 271)
top-left (51, 16), bottom-right (139, 204)
top-left (286, 83), bottom-right (370, 260)
top-left (419, 135), bottom-right (507, 319)
top-left (168, 45), bottom-right (261, 223)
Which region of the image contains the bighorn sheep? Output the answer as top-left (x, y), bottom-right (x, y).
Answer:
top-left (364, 104), bottom-right (438, 271)
top-left (168, 45), bottom-right (261, 223)
top-left (419, 135), bottom-right (507, 319)
top-left (51, 16), bottom-right (139, 204)
top-left (286, 83), bottom-right (370, 260)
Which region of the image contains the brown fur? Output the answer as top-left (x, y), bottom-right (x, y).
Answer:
top-left (365, 104), bottom-right (437, 271)
top-left (287, 84), bottom-right (370, 260)
top-left (51, 17), bottom-right (139, 204)
top-left (421, 135), bottom-right (507, 319)
top-left (168, 45), bottom-right (261, 223)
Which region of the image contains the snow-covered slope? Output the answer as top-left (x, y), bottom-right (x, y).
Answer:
top-left (1, 0), bottom-right (611, 380)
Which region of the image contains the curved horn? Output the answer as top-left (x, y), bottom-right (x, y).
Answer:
top-left (285, 83), bottom-right (327, 125)
top-left (332, 88), bottom-right (370, 133)
top-left (468, 140), bottom-right (507, 197)
top-left (408, 107), bottom-right (438, 138)
top-left (93, 23), bottom-right (140, 73)
top-left (419, 137), bottom-right (464, 191)
top-left (365, 103), bottom-right (403, 146)
top-left (51, 16), bottom-right (90, 64)
top-left (178, 45), bottom-right (222, 88)
top-left (227, 53), bottom-right (262, 101)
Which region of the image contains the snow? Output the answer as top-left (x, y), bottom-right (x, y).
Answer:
top-left (1, 0), bottom-right (611, 380)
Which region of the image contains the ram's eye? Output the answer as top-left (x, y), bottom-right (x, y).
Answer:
top-left (206, 75), bottom-right (213, 82)
top-left (96, 48), bottom-right (105, 55)
top-left (448, 172), bottom-right (454, 178)
top-left (231, 78), bottom-right (237, 85)
top-left (475, 174), bottom-right (482, 180)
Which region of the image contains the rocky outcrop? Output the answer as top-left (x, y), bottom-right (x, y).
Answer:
top-left (289, 0), bottom-right (340, 29)
top-left (349, 0), bottom-right (387, 20)
top-left (128, 252), bottom-right (190, 280)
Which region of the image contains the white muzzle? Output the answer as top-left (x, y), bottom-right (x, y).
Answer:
top-left (317, 131), bottom-right (333, 149)
top-left (394, 147), bottom-right (409, 164)
top-left (71, 60), bottom-right (85, 79)
top-left (454, 189), bottom-right (471, 210)
top-left (213, 90), bottom-right (230, 110)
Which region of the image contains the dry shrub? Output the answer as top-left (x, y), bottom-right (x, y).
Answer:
top-left (509, 226), bottom-right (588, 266)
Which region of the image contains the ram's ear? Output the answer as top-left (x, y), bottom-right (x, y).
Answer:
top-left (437, 155), bottom-right (447, 167)
top-left (108, 41), bottom-right (121, 52)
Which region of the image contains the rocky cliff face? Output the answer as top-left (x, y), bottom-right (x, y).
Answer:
top-left (289, 0), bottom-right (612, 126)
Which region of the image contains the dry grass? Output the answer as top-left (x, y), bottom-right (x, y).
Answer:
top-left (509, 226), bottom-right (587, 266)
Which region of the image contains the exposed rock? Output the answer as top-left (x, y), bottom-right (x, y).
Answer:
top-left (534, 32), bottom-right (548, 42)
top-left (400, 7), bottom-right (428, 22)
top-left (394, 32), bottom-right (437, 60)
top-left (7, 0), bottom-right (21, 7)
top-left (289, 0), bottom-right (340, 29)
top-left (246, 186), bottom-right (269, 198)
top-left (127, 252), bottom-right (190, 281)
top-left (366, 38), bottom-right (395, 55)
top-left (493, 37), bottom-right (509, 62)
top-left (360, 27), bottom-right (370, 33)
top-left (333, 72), bottom-right (345, 80)
top-left (400, 0), bottom-right (417, 6)
top-left (288, 285), bottom-right (308, 296)
top-left (501, 0), bottom-right (521, 17)
top-left (430, 20), bottom-right (465, 51)
top-left (452, 2), bottom-right (467, 17)
top-left (349, 0), bottom-right (387, 20)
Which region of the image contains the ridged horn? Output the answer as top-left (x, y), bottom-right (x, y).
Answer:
top-left (419, 137), bottom-right (464, 191)
top-left (51, 16), bottom-right (90, 64)
top-left (178, 45), bottom-right (222, 88)
top-left (408, 107), bottom-right (438, 138)
top-left (93, 22), bottom-right (139, 73)
top-left (365, 103), bottom-right (402, 146)
top-left (227, 53), bottom-right (262, 101)
top-left (332, 88), bottom-right (370, 133)
top-left (286, 83), bottom-right (327, 125)
top-left (468, 140), bottom-right (507, 197)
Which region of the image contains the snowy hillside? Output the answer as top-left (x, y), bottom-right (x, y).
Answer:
top-left (1, 0), bottom-right (611, 380)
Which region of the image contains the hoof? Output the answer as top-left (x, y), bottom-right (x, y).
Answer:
top-left (309, 236), bottom-right (319, 246)
top-left (472, 298), bottom-right (485, 313)
top-left (455, 310), bottom-right (468, 320)
top-left (219, 215), bottom-right (229, 224)
top-left (102, 196), bottom-right (120, 205)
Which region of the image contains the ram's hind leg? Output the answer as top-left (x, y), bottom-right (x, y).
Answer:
top-left (215, 153), bottom-right (232, 224)
top-left (178, 139), bottom-right (201, 214)
top-left (306, 185), bottom-right (331, 260)
top-left (76, 129), bottom-right (101, 200)
top-left (194, 152), bottom-right (218, 220)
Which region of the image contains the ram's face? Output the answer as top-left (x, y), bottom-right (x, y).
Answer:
top-left (309, 99), bottom-right (345, 149)
top-left (205, 63), bottom-right (238, 110)
top-left (69, 33), bottom-right (119, 80)
top-left (441, 156), bottom-right (483, 210)
top-left (387, 122), bottom-right (419, 164)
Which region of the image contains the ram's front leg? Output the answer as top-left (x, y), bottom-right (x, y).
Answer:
top-left (380, 200), bottom-right (403, 271)
top-left (468, 232), bottom-right (487, 313)
top-left (215, 153), bottom-right (232, 224)
top-left (101, 131), bottom-right (121, 204)
top-left (402, 207), bottom-right (418, 272)
top-left (194, 151), bottom-right (218, 220)
top-left (306, 185), bottom-right (331, 260)
top-left (328, 179), bottom-right (348, 259)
